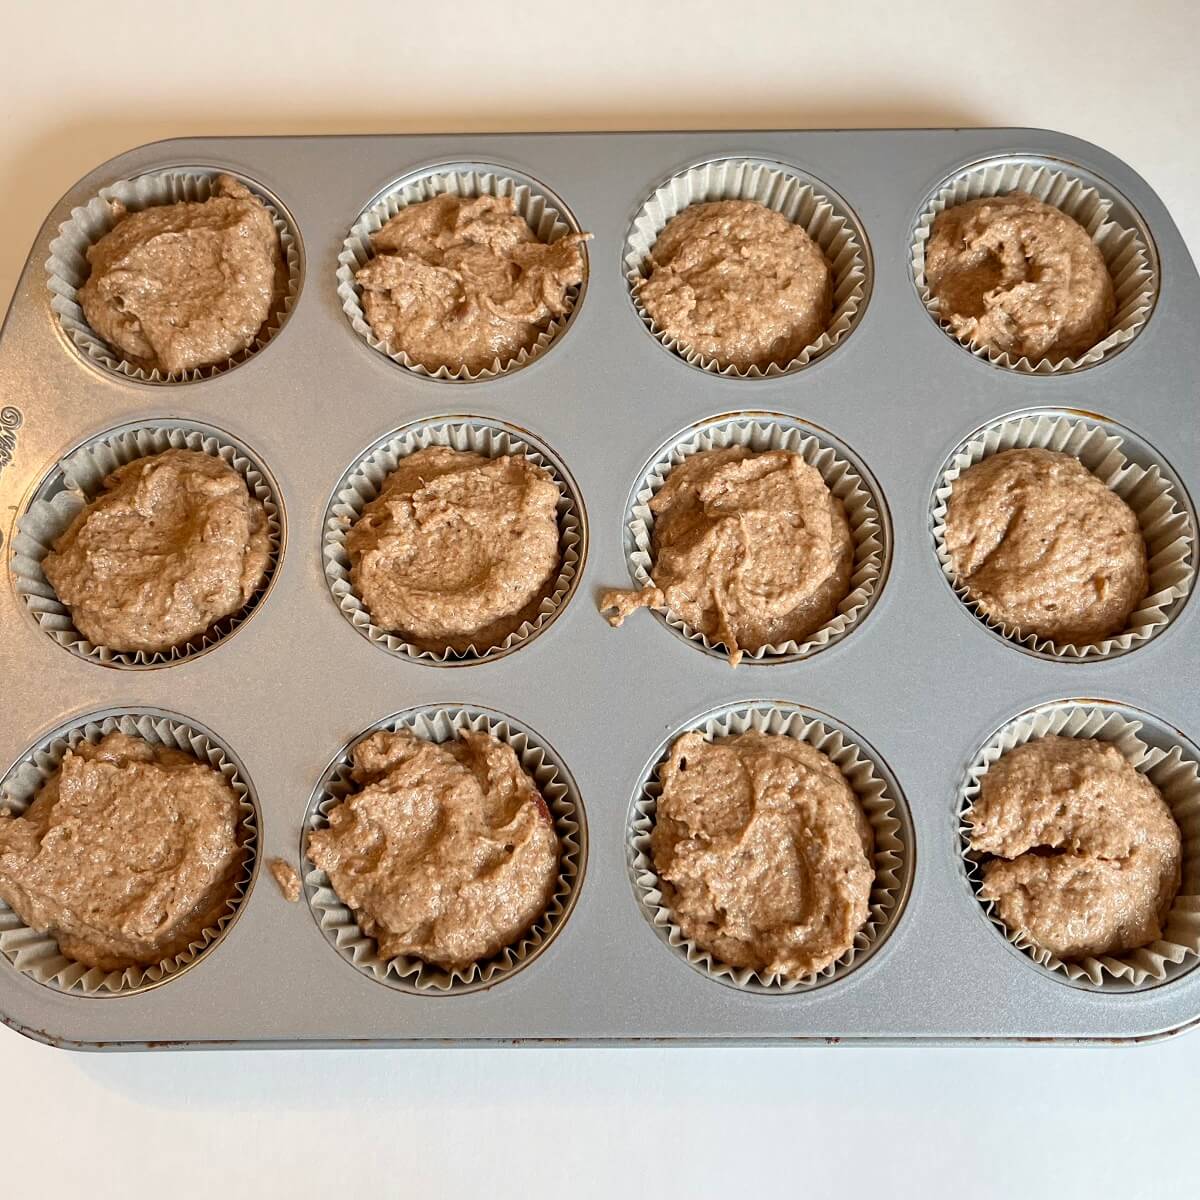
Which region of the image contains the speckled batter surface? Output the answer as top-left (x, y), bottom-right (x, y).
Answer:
top-left (0, 732), bottom-right (243, 971)
top-left (42, 449), bottom-right (271, 654)
top-left (968, 735), bottom-right (1181, 960)
top-left (346, 446), bottom-right (561, 654)
top-left (925, 192), bottom-right (1115, 362)
top-left (651, 730), bottom-right (874, 978)
top-left (306, 729), bottom-right (559, 971)
top-left (601, 447), bottom-right (852, 665)
top-left (638, 199), bottom-right (833, 370)
top-left (944, 448), bottom-right (1147, 644)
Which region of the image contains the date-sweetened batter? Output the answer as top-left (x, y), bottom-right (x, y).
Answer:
top-left (943, 447), bottom-right (1147, 644)
top-left (638, 199), bottom-right (833, 371)
top-left (346, 446), bottom-right (561, 654)
top-left (306, 729), bottom-right (559, 971)
top-left (41, 449), bottom-right (272, 654)
top-left (0, 732), bottom-right (243, 971)
top-left (651, 731), bottom-right (875, 978)
top-left (78, 174), bottom-right (284, 373)
top-left (967, 736), bottom-right (1181, 960)
top-left (355, 193), bottom-right (589, 373)
top-left (601, 447), bottom-right (853, 666)
top-left (925, 192), bottom-right (1115, 362)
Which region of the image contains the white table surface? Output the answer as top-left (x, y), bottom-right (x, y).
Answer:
top-left (2, 2), bottom-right (1198, 1195)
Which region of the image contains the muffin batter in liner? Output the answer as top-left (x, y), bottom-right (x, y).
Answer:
top-left (337, 165), bottom-right (587, 381)
top-left (302, 707), bottom-right (584, 993)
top-left (616, 415), bottom-right (885, 664)
top-left (0, 710), bottom-right (258, 996)
top-left (931, 411), bottom-right (1194, 659)
top-left (624, 158), bottom-right (870, 377)
top-left (630, 703), bottom-right (908, 992)
top-left (912, 157), bottom-right (1156, 374)
top-left (47, 169), bottom-right (301, 383)
top-left (324, 419), bottom-right (582, 663)
top-left (11, 424), bottom-right (283, 667)
top-left (960, 702), bottom-right (1200, 989)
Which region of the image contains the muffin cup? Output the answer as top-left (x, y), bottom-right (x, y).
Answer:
top-left (911, 155), bottom-right (1157, 374)
top-left (960, 702), bottom-right (1200, 990)
top-left (623, 158), bottom-right (871, 377)
top-left (46, 169), bottom-right (302, 384)
top-left (931, 410), bottom-right (1194, 660)
top-left (323, 418), bottom-right (584, 664)
top-left (302, 706), bottom-right (585, 994)
top-left (0, 709), bottom-right (258, 997)
top-left (10, 422), bottom-right (284, 668)
top-left (618, 413), bottom-right (887, 664)
top-left (337, 164), bottom-right (587, 381)
top-left (630, 702), bottom-right (911, 993)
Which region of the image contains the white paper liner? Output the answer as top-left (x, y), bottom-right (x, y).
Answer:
top-left (302, 707), bottom-right (584, 993)
top-left (931, 411), bottom-right (1194, 659)
top-left (10, 424), bottom-right (283, 667)
top-left (323, 420), bottom-right (583, 663)
top-left (960, 703), bottom-right (1200, 989)
top-left (911, 157), bottom-right (1157, 374)
top-left (337, 165), bottom-right (587, 381)
top-left (630, 703), bottom-right (909, 992)
top-left (623, 159), bottom-right (870, 377)
top-left (0, 710), bottom-right (258, 997)
top-left (617, 415), bottom-right (886, 664)
top-left (46, 170), bottom-right (301, 383)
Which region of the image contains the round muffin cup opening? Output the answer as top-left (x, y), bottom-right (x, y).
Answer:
top-left (336, 163), bottom-right (588, 382)
top-left (911, 154), bottom-right (1158, 375)
top-left (46, 167), bottom-right (302, 385)
top-left (10, 422), bottom-right (285, 669)
top-left (931, 409), bottom-right (1194, 661)
top-left (0, 708), bottom-right (258, 997)
top-left (323, 417), bottom-right (584, 665)
top-left (959, 701), bottom-right (1200, 991)
top-left (615, 412), bottom-right (889, 664)
top-left (302, 706), bottom-right (585, 995)
top-left (623, 158), bottom-right (871, 377)
top-left (629, 702), bottom-right (912, 994)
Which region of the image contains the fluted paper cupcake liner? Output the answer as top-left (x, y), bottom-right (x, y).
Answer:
top-left (11, 423), bottom-right (283, 668)
top-left (911, 156), bottom-right (1157, 373)
top-left (324, 419), bottom-right (583, 663)
top-left (960, 702), bottom-right (1200, 990)
top-left (47, 169), bottom-right (301, 383)
top-left (618, 414), bottom-right (887, 664)
top-left (624, 158), bottom-right (870, 377)
top-left (0, 710), bottom-right (258, 997)
top-left (931, 411), bottom-right (1194, 659)
top-left (302, 706), bottom-right (584, 993)
top-left (337, 165), bottom-right (587, 381)
top-left (630, 702), bottom-right (911, 993)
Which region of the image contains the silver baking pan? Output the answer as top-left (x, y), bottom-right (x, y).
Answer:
top-left (1, 129), bottom-right (1197, 1049)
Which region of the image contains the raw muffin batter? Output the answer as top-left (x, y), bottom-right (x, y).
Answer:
top-left (601, 447), bottom-right (853, 666)
top-left (42, 449), bottom-right (271, 654)
top-left (967, 736), bottom-right (1181, 960)
top-left (651, 730), bottom-right (874, 978)
top-left (943, 447), bottom-right (1147, 644)
top-left (346, 446), bottom-right (561, 654)
top-left (0, 732), bottom-right (243, 971)
top-left (269, 858), bottom-right (301, 903)
top-left (638, 199), bottom-right (833, 370)
top-left (925, 192), bottom-right (1115, 362)
top-left (307, 729), bottom-right (559, 970)
top-left (78, 174), bottom-right (284, 373)
top-left (355, 193), bottom-right (589, 373)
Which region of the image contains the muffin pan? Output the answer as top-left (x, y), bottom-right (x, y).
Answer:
top-left (0, 129), bottom-right (1197, 1049)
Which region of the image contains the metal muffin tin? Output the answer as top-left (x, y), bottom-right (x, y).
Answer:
top-left (0, 129), bottom-right (1197, 1049)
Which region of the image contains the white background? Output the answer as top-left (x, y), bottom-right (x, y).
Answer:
top-left (2, 2), bottom-right (1198, 1195)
